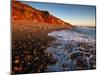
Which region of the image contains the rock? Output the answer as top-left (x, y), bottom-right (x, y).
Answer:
top-left (62, 63), bottom-right (68, 67)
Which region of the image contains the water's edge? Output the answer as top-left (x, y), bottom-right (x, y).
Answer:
top-left (46, 27), bottom-right (96, 71)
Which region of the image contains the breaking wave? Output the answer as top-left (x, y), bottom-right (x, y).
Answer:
top-left (46, 27), bottom-right (96, 71)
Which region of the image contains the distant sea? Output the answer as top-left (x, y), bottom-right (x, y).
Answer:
top-left (71, 26), bottom-right (96, 38)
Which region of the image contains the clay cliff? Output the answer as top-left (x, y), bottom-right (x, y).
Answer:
top-left (12, 1), bottom-right (72, 30)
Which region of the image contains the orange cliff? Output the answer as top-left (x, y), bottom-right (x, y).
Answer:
top-left (12, 1), bottom-right (73, 30)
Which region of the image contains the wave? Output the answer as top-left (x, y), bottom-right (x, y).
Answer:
top-left (46, 27), bottom-right (96, 71)
top-left (48, 27), bottom-right (95, 43)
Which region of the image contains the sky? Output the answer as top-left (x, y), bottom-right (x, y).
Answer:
top-left (21, 1), bottom-right (96, 27)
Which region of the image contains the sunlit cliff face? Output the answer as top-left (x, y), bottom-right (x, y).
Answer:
top-left (12, 1), bottom-right (72, 29)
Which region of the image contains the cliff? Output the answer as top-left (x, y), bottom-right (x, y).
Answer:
top-left (12, 1), bottom-right (72, 30)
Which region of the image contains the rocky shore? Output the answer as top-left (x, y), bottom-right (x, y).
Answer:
top-left (12, 30), bottom-right (58, 74)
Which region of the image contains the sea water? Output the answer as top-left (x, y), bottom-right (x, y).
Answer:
top-left (46, 27), bottom-right (96, 71)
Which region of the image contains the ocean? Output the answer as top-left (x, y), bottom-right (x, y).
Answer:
top-left (46, 26), bottom-right (96, 71)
